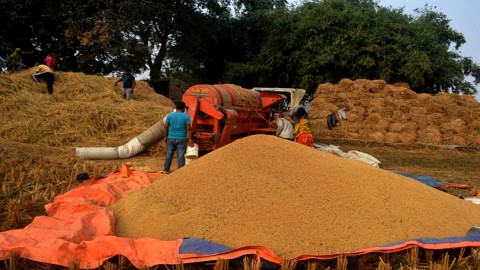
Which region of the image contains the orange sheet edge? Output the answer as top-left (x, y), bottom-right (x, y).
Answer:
top-left (0, 163), bottom-right (477, 268)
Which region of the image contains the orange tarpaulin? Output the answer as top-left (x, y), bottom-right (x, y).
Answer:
top-left (1, 163), bottom-right (480, 269)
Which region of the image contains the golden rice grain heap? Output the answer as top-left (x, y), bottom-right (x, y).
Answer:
top-left (110, 134), bottom-right (480, 258)
top-left (309, 79), bottom-right (480, 148)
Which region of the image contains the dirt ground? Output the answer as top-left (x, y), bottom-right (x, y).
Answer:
top-left (319, 138), bottom-right (480, 197)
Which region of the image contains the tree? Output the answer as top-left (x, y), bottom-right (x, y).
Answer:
top-left (1, 0), bottom-right (477, 96)
top-left (403, 5), bottom-right (476, 94)
top-left (223, 0), bottom-right (479, 95)
top-left (106, 0), bottom-right (235, 84)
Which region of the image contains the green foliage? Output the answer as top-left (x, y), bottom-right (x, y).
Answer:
top-left (223, 0), bottom-right (479, 95)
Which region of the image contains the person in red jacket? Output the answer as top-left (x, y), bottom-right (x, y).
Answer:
top-left (44, 51), bottom-right (57, 70)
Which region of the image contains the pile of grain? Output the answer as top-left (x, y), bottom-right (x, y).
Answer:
top-left (309, 79), bottom-right (480, 148)
top-left (110, 134), bottom-right (480, 258)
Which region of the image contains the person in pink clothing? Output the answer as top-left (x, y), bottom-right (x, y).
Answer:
top-left (44, 51), bottom-right (57, 70)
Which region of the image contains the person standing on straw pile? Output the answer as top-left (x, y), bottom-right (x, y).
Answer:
top-left (161, 101), bottom-right (193, 174)
top-left (293, 107), bottom-right (314, 147)
top-left (114, 69), bottom-right (136, 100)
top-left (32, 62), bottom-right (55, 94)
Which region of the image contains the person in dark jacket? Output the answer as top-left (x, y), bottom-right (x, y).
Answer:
top-left (114, 69), bottom-right (136, 100)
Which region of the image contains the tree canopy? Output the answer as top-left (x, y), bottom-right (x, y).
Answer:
top-left (1, 0), bottom-right (478, 96)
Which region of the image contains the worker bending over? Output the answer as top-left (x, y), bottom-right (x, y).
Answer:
top-left (32, 63), bottom-right (55, 94)
top-left (293, 107), bottom-right (314, 147)
top-left (274, 112), bottom-right (294, 140)
top-left (162, 101), bottom-right (193, 174)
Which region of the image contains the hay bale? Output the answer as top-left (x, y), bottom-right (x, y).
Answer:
top-left (424, 100), bottom-right (441, 114)
top-left (338, 121), bottom-right (360, 133)
top-left (314, 83), bottom-right (336, 97)
top-left (441, 134), bottom-right (467, 146)
top-left (382, 96), bottom-right (398, 108)
top-left (388, 123), bottom-right (405, 133)
top-left (444, 104), bottom-right (466, 118)
top-left (309, 119), bottom-right (328, 139)
top-left (434, 92), bottom-right (454, 105)
top-left (440, 119), bottom-right (467, 134)
top-left (398, 103), bottom-right (410, 113)
top-left (380, 85), bottom-right (395, 96)
top-left (308, 79), bottom-right (480, 147)
top-left (410, 114), bottom-right (428, 127)
top-left (366, 98), bottom-right (385, 114)
top-left (391, 87), bottom-right (417, 100)
top-left (369, 80), bottom-right (387, 93)
top-left (426, 113), bottom-right (446, 126)
top-left (362, 113), bottom-right (391, 131)
top-left (345, 112), bottom-right (360, 122)
top-left (392, 110), bottom-right (412, 123)
top-left (364, 112), bottom-right (382, 124)
top-left (403, 122), bottom-right (419, 132)
top-left (474, 136), bottom-right (480, 149)
top-left (308, 100), bottom-right (339, 121)
top-left (409, 107), bottom-right (427, 115)
top-left (385, 132), bottom-right (401, 144)
top-left (345, 132), bottom-right (363, 140)
top-left (399, 132), bottom-right (417, 144)
top-left (452, 135), bottom-right (467, 146)
top-left (353, 79), bottom-right (371, 92)
top-left (459, 94), bottom-right (480, 107)
top-left (337, 92), bottom-right (352, 103)
top-left (337, 79), bottom-right (355, 93)
top-left (367, 131), bottom-right (385, 142)
top-left (393, 82), bottom-right (411, 89)
top-left (417, 126), bottom-right (442, 145)
top-left (416, 93), bottom-right (432, 102)
top-left (471, 120), bottom-right (480, 133)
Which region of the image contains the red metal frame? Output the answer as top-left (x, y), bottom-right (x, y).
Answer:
top-left (182, 84), bottom-right (284, 152)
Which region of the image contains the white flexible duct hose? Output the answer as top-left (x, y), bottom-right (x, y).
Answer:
top-left (75, 120), bottom-right (164, 160)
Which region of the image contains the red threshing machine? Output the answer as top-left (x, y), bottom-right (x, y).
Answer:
top-left (182, 84), bottom-right (306, 152)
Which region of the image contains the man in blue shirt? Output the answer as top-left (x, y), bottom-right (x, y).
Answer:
top-left (162, 101), bottom-right (193, 173)
top-left (114, 69), bottom-right (136, 100)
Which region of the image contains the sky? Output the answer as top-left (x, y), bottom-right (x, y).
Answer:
top-left (377, 0), bottom-right (480, 101)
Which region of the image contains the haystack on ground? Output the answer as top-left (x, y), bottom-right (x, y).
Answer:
top-left (0, 69), bottom-right (175, 161)
top-left (110, 135), bottom-right (480, 258)
top-left (309, 79), bottom-right (480, 148)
